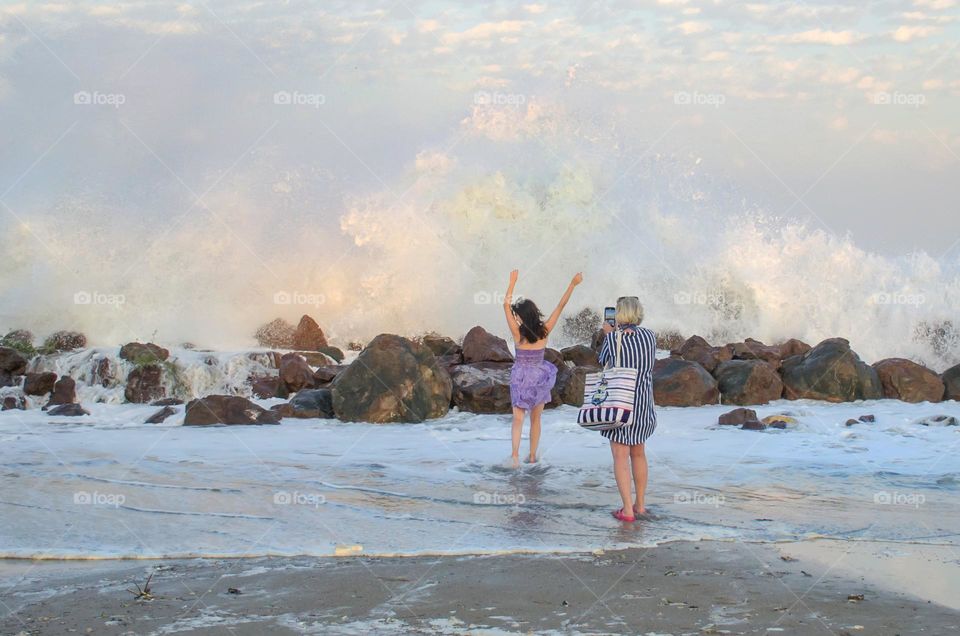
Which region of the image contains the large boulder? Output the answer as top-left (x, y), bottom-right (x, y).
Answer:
top-left (714, 360), bottom-right (783, 405)
top-left (2, 394), bottom-right (25, 411)
top-left (944, 363), bottom-right (960, 401)
top-left (778, 338), bottom-right (812, 359)
top-left (332, 334), bottom-right (452, 423)
top-left (23, 372), bottom-right (58, 397)
top-left (291, 315), bottom-right (328, 351)
top-left (42, 330), bottom-right (87, 352)
top-left (420, 334), bottom-right (462, 360)
top-left (554, 365), bottom-right (595, 407)
top-left (561, 345), bottom-right (600, 368)
top-left (1, 329), bottom-right (34, 352)
top-left (449, 362), bottom-right (513, 414)
top-left (254, 318), bottom-right (295, 349)
top-left (0, 347), bottom-right (28, 387)
top-left (249, 375), bottom-right (282, 399)
top-left (653, 358), bottom-right (719, 406)
top-left (119, 342), bottom-right (170, 363)
top-left (272, 388), bottom-right (335, 419)
top-left (873, 358), bottom-right (944, 403)
top-left (461, 326), bottom-right (513, 363)
top-left (46, 376), bottom-right (77, 407)
top-left (726, 338), bottom-right (782, 369)
top-left (313, 364), bottom-right (348, 387)
top-left (718, 407), bottom-right (758, 425)
top-left (318, 346), bottom-right (345, 363)
top-left (92, 357), bottom-right (116, 387)
top-left (279, 353), bottom-right (315, 393)
top-left (47, 403), bottom-right (89, 417)
top-left (184, 395), bottom-right (281, 425)
top-left (292, 351), bottom-right (335, 367)
top-left (125, 365), bottom-right (166, 403)
top-left (781, 338), bottom-right (881, 402)
top-left (675, 335), bottom-right (732, 374)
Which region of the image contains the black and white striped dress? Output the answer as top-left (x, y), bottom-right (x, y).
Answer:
top-left (597, 326), bottom-right (657, 446)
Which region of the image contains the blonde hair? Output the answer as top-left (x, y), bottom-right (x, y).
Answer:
top-left (615, 296), bottom-right (644, 325)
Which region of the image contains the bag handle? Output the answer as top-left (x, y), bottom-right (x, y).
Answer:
top-left (615, 329), bottom-right (624, 368)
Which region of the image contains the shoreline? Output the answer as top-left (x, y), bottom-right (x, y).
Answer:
top-left (3, 539), bottom-right (958, 635)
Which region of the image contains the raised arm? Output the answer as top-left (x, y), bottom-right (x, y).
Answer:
top-left (502, 269), bottom-right (522, 343)
top-left (544, 272), bottom-right (583, 334)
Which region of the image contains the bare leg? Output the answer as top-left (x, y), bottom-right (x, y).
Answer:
top-left (630, 444), bottom-right (648, 515)
top-left (511, 407), bottom-right (525, 467)
top-left (528, 403), bottom-right (545, 462)
top-left (610, 441), bottom-right (633, 515)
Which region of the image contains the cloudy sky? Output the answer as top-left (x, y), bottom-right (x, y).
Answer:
top-left (1, 1), bottom-right (958, 347)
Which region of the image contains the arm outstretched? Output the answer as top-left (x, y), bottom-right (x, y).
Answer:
top-left (544, 272), bottom-right (583, 334)
top-left (503, 269), bottom-right (522, 343)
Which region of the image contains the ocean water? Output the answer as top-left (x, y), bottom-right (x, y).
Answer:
top-left (2, 397), bottom-right (957, 560)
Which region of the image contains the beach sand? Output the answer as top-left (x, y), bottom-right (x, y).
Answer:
top-left (3, 539), bottom-right (957, 635)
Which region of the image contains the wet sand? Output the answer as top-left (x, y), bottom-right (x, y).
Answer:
top-left (2, 540), bottom-right (957, 635)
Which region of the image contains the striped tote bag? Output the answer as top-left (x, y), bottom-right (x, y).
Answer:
top-left (577, 331), bottom-right (638, 431)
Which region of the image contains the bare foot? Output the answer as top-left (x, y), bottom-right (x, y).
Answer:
top-left (511, 454), bottom-right (520, 468)
top-left (526, 455), bottom-right (538, 464)
top-left (634, 504), bottom-right (647, 517)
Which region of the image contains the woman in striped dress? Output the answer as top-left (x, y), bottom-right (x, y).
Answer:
top-left (597, 296), bottom-right (657, 522)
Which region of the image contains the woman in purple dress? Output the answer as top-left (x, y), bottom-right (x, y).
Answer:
top-left (503, 269), bottom-right (583, 467)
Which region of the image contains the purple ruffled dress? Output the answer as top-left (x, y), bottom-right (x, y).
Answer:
top-left (509, 348), bottom-right (558, 409)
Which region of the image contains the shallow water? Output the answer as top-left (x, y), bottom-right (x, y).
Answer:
top-left (0, 399), bottom-right (958, 559)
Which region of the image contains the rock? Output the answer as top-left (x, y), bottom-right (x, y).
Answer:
top-left (461, 326), bottom-right (513, 363)
top-left (291, 315), bottom-right (328, 351)
top-left (656, 330), bottom-right (685, 352)
top-left (859, 414), bottom-right (875, 423)
top-left (42, 330), bottom-right (87, 352)
top-left (653, 358), bottom-right (719, 407)
top-left (23, 372), bottom-right (57, 396)
top-left (2, 395), bottom-right (25, 410)
top-left (124, 365), bottom-right (166, 403)
top-left (726, 338), bottom-right (782, 369)
top-left (718, 407), bottom-right (758, 425)
top-left (778, 338), bottom-right (812, 359)
top-left (780, 338), bottom-right (882, 402)
top-left (762, 414), bottom-right (795, 429)
top-left (0, 346), bottom-right (28, 387)
top-left (47, 376), bottom-right (77, 407)
top-left (913, 414), bottom-right (958, 427)
top-left (246, 351), bottom-right (281, 369)
top-left (420, 334), bottom-right (462, 359)
top-left (676, 335), bottom-right (732, 374)
top-left (845, 418), bottom-right (859, 427)
top-left (119, 342), bottom-right (170, 363)
top-left (47, 403), bottom-right (89, 416)
top-left (714, 360), bottom-right (783, 405)
top-left (313, 365), bottom-right (348, 387)
top-left (555, 365), bottom-right (595, 407)
top-left (92, 357), bottom-right (116, 387)
top-left (943, 363), bottom-right (960, 401)
top-left (293, 351), bottom-right (335, 367)
top-left (590, 329), bottom-right (606, 352)
top-left (873, 358), bottom-right (944, 403)
top-left (151, 397), bottom-right (184, 406)
top-left (250, 375), bottom-right (282, 399)
top-left (279, 353), bottom-right (315, 393)
top-left (318, 346), bottom-right (345, 363)
top-left (434, 354), bottom-right (463, 374)
top-left (146, 406), bottom-right (177, 424)
top-left (183, 395), bottom-right (281, 425)
top-left (254, 318), bottom-right (295, 349)
top-left (272, 388), bottom-right (335, 419)
top-left (561, 345), bottom-right (600, 368)
top-left (449, 362), bottom-right (513, 414)
top-left (741, 420), bottom-right (768, 431)
top-left (1, 329), bottom-right (34, 351)
top-left (332, 334), bottom-right (452, 423)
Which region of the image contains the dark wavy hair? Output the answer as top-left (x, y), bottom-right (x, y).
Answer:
top-left (511, 298), bottom-right (548, 343)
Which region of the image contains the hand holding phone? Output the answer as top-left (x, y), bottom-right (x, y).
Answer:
top-left (604, 306), bottom-right (616, 327)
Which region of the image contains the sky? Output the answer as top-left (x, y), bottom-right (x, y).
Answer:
top-left (0, 0), bottom-right (959, 349)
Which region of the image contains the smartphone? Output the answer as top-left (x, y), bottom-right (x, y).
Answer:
top-left (604, 306), bottom-right (616, 327)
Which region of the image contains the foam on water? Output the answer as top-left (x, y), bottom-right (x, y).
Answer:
top-left (1, 398), bottom-right (957, 560)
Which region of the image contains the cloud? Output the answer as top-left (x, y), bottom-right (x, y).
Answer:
top-left (891, 25), bottom-right (941, 41)
top-left (770, 29), bottom-right (865, 46)
top-left (675, 21), bottom-right (710, 35)
top-left (441, 20), bottom-right (531, 45)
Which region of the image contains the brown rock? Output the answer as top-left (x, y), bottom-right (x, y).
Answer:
top-left (0, 346), bottom-right (28, 387)
top-left (271, 388), bottom-right (335, 419)
top-left (291, 315), bottom-right (328, 351)
top-left (873, 358), bottom-right (945, 403)
top-left (151, 397), bottom-right (184, 406)
top-left (726, 338), bottom-right (782, 369)
top-left (47, 376), bottom-right (77, 407)
top-left (741, 420), bottom-right (768, 431)
top-left (449, 362), bottom-right (513, 414)
top-left (279, 353), bottom-right (315, 393)
top-left (184, 395), bottom-right (281, 425)
top-left (125, 365), bottom-right (166, 403)
top-left (254, 318), bottom-right (295, 349)
top-left (714, 360), bottom-right (783, 405)
top-left (420, 334), bottom-right (462, 359)
top-left (781, 338), bottom-right (881, 402)
top-left (555, 365), bottom-right (595, 407)
top-left (250, 375), bottom-right (282, 399)
top-left (119, 342), bottom-right (170, 363)
top-left (778, 338), bottom-right (812, 359)
top-left (943, 363), bottom-right (960, 401)
top-left (23, 372), bottom-right (57, 396)
top-left (2, 395), bottom-right (25, 410)
top-left (653, 358), bottom-right (719, 407)
top-left (462, 326), bottom-right (513, 363)
top-left (42, 330), bottom-right (87, 352)
top-left (146, 406), bottom-right (177, 424)
top-left (313, 365), bottom-right (348, 387)
top-left (561, 345), bottom-right (600, 368)
top-left (718, 407), bottom-right (758, 425)
top-left (676, 335), bottom-right (732, 374)
top-left (92, 357), bottom-right (116, 387)
top-left (293, 351), bottom-right (335, 367)
top-left (47, 403), bottom-right (89, 417)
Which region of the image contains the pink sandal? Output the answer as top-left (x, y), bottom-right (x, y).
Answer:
top-left (612, 508), bottom-right (635, 522)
